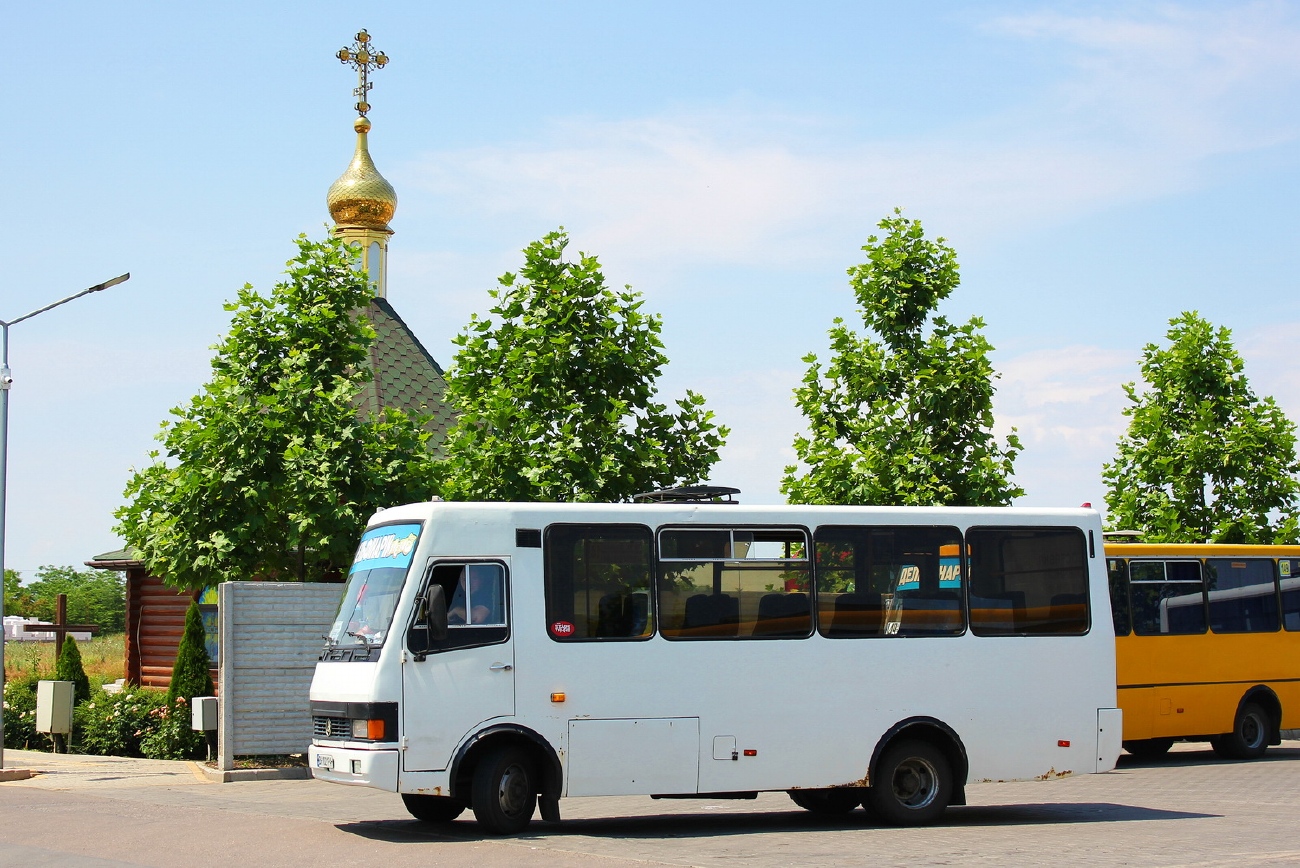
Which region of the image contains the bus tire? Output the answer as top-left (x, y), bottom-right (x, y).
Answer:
top-left (788, 788), bottom-right (862, 815)
top-left (401, 793), bottom-right (464, 823)
top-left (1212, 702), bottom-right (1270, 760)
top-left (1122, 738), bottom-right (1174, 759)
top-left (471, 745), bottom-right (538, 835)
top-left (867, 740), bottom-right (952, 826)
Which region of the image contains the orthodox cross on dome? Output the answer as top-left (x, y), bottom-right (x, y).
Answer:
top-left (336, 29), bottom-right (390, 117)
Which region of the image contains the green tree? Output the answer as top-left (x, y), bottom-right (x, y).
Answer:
top-left (439, 229), bottom-right (728, 502)
top-left (1103, 311), bottom-right (1300, 544)
top-left (20, 566), bottom-right (125, 633)
top-left (782, 210), bottom-right (1022, 506)
top-left (54, 635), bottom-right (91, 705)
top-left (167, 601), bottom-right (214, 705)
top-left (115, 235), bottom-right (441, 589)
top-left (3, 568), bottom-right (32, 617)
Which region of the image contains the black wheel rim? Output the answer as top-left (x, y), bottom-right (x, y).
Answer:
top-left (892, 757), bottom-right (939, 810)
top-left (1242, 713), bottom-right (1264, 749)
top-left (498, 762), bottom-right (530, 817)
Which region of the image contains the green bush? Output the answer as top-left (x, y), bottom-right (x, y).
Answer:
top-left (2, 673), bottom-right (41, 750)
top-left (73, 686), bottom-right (166, 757)
top-left (140, 696), bottom-right (205, 760)
top-left (55, 636), bottom-right (92, 705)
top-left (168, 601), bottom-right (214, 706)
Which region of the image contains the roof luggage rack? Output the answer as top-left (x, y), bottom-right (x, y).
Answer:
top-left (633, 485), bottom-right (741, 504)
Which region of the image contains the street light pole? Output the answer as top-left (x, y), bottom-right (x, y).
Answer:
top-left (0, 273), bottom-right (129, 770)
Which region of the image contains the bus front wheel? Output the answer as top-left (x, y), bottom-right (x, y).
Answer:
top-left (1122, 738), bottom-right (1174, 759)
top-left (1211, 702), bottom-right (1271, 760)
top-left (867, 740), bottom-right (952, 826)
top-left (788, 788), bottom-right (863, 815)
top-left (401, 793), bottom-right (464, 823)
top-left (471, 745), bottom-right (538, 835)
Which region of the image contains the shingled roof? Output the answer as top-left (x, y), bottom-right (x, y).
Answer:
top-left (357, 295), bottom-right (456, 454)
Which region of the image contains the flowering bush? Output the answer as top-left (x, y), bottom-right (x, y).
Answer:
top-left (2, 674), bottom-right (41, 750)
top-left (139, 696), bottom-right (205, 760)
top-left (73, 686), bottom-right (166, 757)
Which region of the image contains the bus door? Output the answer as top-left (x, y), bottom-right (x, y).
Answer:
top-left (402, 560), bottom-right (515, 772)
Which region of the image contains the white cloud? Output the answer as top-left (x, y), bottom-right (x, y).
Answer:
top-left (399, 4), bottom-right (1300, 273)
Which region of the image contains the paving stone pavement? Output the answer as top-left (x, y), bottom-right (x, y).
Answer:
top-left (1, 743), bottom-right (1298, 867)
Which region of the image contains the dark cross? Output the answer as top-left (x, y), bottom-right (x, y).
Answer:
top-left (335, 29), bottom-right (390, 117)
top-left (21, 593), bottom-right (98, 657)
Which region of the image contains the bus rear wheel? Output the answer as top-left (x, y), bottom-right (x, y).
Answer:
top-left (867, 740), bottom-right (951, 826)
top-left (401, 793), bottom-right (464, 823)
top-left (471, 745), bottom-right (538, 835)
top-left (1122, 738), bottom-right (1175, 760)
top-left (788, 788), bottom-right (863, 815)
top-left (1211, 702), bottom-right (1271, 760)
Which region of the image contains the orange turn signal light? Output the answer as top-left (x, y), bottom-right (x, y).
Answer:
top-left (368, 719), bottom-right (386, 740)
top-left (550, 693), bottom-right (566, 703)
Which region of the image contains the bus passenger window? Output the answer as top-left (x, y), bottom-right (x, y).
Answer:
top-left (659, 528), bottom-right (811, 640)
top-left (1206, 558), bottom-right (1279, 633)
top-left (1283, 560), bottom-right (1300, 631)
top-left (544, 525), bottom-right (653, 641)
top-left (1129, 561), bottom-right (1206, 635)
top-left (967, 527), bottom-right (1089, 636)
top-left (1108, 559), bottom-right (1131, 636)
top-left (814, 526), bottom-right (964, 638)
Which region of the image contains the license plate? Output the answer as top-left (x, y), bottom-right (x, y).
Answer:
top-left (316, 753), bottom-right (335, 771)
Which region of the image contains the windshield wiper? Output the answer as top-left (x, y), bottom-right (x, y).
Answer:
top-left (346, 630), bottom-right (375, 646)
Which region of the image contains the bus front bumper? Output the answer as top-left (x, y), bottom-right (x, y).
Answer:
top-left (309, 743), bottom-right (399, 791)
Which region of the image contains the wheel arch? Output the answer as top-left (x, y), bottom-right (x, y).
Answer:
top-left (1237, 685), bottom-right (1282, 746)
top-left (869, 716), bottom-right (969, 806)
top-left (450, 724), bottom-right (563, 801)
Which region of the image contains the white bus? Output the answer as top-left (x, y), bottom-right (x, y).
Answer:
top-left (309, 494), bottom-right (1122, 834)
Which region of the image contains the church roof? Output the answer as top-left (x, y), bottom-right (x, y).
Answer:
top-left (358, 296), bottom-right (456, 453)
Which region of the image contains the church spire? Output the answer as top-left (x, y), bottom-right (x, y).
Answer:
top-left (327, 30), bottom-right (396, 298)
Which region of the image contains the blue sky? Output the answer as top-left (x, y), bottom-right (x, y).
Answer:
top-left (5, 1), bottom-right (1299, 575)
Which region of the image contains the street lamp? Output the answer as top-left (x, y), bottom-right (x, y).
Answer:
top-left (1, 273), bottom-right (129, 770)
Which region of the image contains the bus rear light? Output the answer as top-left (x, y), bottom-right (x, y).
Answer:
top-left (352, 719), bottom-right (385, 740)
top-left (1058, 740), bottom-right (1070, 748)
top-left (551, 693), bottom-right (566, 703)
top-left (743, 749), bottom-right (757, 757)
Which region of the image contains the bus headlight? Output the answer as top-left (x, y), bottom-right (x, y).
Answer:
top-left (351, 718), bottom-right (385, 740)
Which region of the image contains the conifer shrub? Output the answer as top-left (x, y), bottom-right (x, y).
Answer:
top-left (54, 635), bottom-right (92, 705)
top-left (168, 601), bottom-right (214, 706)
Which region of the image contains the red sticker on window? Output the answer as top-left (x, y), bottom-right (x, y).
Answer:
top-left (550, 621), bottom-right (575, 638)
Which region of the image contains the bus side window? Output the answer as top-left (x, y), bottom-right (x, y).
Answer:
top-left (1129, 561), bottom-right (1206, 635)
top-left (1283, 559), bottom-right (1300, 631)
top-left (1206, 558), bottom-right (1279, 633)
top-left (1108, 558), bottom-right (1131, 636)
top-left (967, 527), bottom-right (1089, 636)
top-left (814, 525), bottom-right (964, 638)
top-left (544, 524), bottom-right (654, 641)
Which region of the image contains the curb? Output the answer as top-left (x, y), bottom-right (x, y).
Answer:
top-left (0, 768), bottom-right (35, 782)
top-left (191, 763), bottom-right (311, 783)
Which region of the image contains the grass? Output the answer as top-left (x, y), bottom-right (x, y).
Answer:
top-left (4, 633), bottom-right (126, 685)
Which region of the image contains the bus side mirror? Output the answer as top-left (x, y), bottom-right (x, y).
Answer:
top-left (426, 585), bottom-right (448, 641)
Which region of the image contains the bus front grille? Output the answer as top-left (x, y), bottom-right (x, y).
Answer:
top-left (313, 716), bottom-right (350, 739)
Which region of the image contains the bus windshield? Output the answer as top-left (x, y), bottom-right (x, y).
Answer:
top-left (327, 522), bottom-right (423, 648)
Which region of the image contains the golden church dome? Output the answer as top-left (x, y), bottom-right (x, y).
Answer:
top-left (327, 116), bottom-right (397, 230)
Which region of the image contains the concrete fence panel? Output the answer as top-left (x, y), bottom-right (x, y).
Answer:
top-left (217, 582), bottom-right (342, 770)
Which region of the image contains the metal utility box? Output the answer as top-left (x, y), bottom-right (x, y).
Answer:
top-left (192, 696), bottom-right (218, 731)
top-left (36, 681), bottom-right (74, 734)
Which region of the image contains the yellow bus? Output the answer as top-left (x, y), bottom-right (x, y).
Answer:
top-left (1105, 541), bottom-right (1300, 759)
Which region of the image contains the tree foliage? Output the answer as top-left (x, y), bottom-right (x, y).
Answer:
top-left (8, 566), bottom-right (125, 632)
top-left (1103, 311), bottom-right (1300, 544)
top-left (115, 235), bottom-right (441, 589)
top-left (167, 601), bottom-right (214, 706)
top-left (54, 635), bottom-right (91, 705)
top-left (439, 229), bottom-right (728, 502)
top-left (782, 210), bottom-right (1022, 506)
